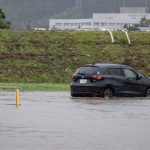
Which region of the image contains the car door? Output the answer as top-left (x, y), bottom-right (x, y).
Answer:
top-left (108, 67), bottom-right (126, 95)
top-left (121, 68), bottom-right (144, 96)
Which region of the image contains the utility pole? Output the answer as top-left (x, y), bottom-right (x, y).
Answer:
top-left (76, 0), bottom-right (82, 9)
top-left (27, 19), bottom-right (31, 30)
top-left (145, 0), bottom-right (148, 13)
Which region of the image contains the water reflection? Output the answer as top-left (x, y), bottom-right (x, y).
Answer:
top-left (71, 96), bottom-right (150, 107)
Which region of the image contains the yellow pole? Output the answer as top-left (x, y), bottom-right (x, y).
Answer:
top-left (16, 87), bottom-right (20, 107)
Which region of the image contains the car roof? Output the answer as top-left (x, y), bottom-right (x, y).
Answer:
top-left (82, 63), bottom-right (130, 68)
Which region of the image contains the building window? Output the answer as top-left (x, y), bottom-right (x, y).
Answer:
top-left (64, 23), bottom-right (70, 26)
top-left (71, 23), bottom-right (74, 26)
top-left (117, 23), bottom-right (120, 26)
top-left (93, 22), bottom-right (100, 26)
top-left (55, 23), bottom-right (62, 26)
top-left (78, 22), bottom-right (81, 26)
top-left (101, 22), bottom-right (107, 26)
top-left (85, 22), bottom-right (91, 26)
top-left (109, 23), bottom-right (113, 26)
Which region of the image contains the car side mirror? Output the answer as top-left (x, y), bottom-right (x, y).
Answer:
top-left (137, 75), bottom-right (142, 80)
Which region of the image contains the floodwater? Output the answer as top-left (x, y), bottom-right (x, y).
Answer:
top-left (0, 91), bottom-right (150, 150)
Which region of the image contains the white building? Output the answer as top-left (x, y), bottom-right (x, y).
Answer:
top-left (120, 7), bottom-right (147, 13)
top-left (49, 7), bottom-right (150, 30)
top-left (49, 19), bottom-right (93, 30)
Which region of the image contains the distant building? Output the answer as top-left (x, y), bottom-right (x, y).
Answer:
top-left (49, 19), bottom-right (93, 30)
top-left (120, 7), bottom-right (147, 13)
top-left (49, 7), bottom-right (150, 30)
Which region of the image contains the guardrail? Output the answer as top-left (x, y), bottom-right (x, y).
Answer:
top-left (0, 86), bottom-right (20, 107)
top-left (107, 29), bottom-right (115, 44)
top-left (122, 29), bottom-right (131, 46)
top-left (99, 28), bottom-right (131, 45)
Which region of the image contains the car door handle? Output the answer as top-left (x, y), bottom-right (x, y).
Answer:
top-left (126, 78), bottom-right (135, 81)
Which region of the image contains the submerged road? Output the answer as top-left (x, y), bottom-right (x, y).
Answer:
top-left (0, 91), bottom-right (150, 150)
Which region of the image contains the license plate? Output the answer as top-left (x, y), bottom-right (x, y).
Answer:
top-left (80, 79), bottom-right (87, 84)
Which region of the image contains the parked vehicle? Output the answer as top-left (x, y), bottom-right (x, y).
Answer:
top-left (70, 63), bottom-right (150, 98)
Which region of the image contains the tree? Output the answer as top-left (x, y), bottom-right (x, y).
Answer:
top-left (0, 8), bottom-right (11, 29)
top-left (123, 23), bottom-right (139, 31)
top-left (140, 17), bottom-right (150, 27)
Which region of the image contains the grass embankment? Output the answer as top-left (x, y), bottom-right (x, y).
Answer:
top-left (0, 30), bottom-right (150, 90)
top-left (0, 83), bottom-right (69, 91)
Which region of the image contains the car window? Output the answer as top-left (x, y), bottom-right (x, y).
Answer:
top-left (109, 68), bottom-right (123, 76)
top-left (123, 69), bottom-right (137, 78)
top-left (101, 67), bottom-right (109, 75)
top-left (77, 66), bottom-right (100, 75)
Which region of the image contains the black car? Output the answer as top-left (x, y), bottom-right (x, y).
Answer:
top-left (70, 63), bottom-right (150, 98)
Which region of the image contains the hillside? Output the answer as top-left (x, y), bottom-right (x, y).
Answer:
top-left (0, 0), bottom-right (150, 29)
top-left (0, 30), bottom-right (150, 83)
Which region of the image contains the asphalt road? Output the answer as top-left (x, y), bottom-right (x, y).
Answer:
top-left (0, 91), bottom-right (150, 150)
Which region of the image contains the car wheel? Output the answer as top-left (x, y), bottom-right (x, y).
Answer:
top-left (103, 88), bottom-right (114, 98)
top-left (146, 88), bottom-right (150, 98)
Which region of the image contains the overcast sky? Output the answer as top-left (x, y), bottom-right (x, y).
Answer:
top-left (0, 0), bottom-right (149, 29)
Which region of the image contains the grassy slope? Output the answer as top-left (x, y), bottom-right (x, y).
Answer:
top-left (0, 30), bottom-right (150, 85)
top-left (0, 83), bottom-right (69, 91)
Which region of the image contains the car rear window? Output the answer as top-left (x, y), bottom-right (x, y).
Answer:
top-left (76, 66), bottom-right (100, 75)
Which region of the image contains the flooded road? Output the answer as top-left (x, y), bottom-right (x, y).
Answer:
top-left (0, 91), bottom-right (150, 150)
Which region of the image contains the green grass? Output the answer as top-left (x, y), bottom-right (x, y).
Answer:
top-left (0, 30), bottom-right (150, 84)
top-left (0, 83), bottom-right (70, 91)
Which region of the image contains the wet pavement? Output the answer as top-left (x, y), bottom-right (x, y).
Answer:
top-left (0, 91), bottom-right (150, 150)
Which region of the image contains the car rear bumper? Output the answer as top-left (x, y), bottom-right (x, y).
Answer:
top-left (70, 85), bottom-right (103, 97)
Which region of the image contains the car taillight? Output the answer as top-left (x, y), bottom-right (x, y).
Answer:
top-left (92, 75), bottom-right (104, 81)
top-left (72, 74), bottom-right (77, 81)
